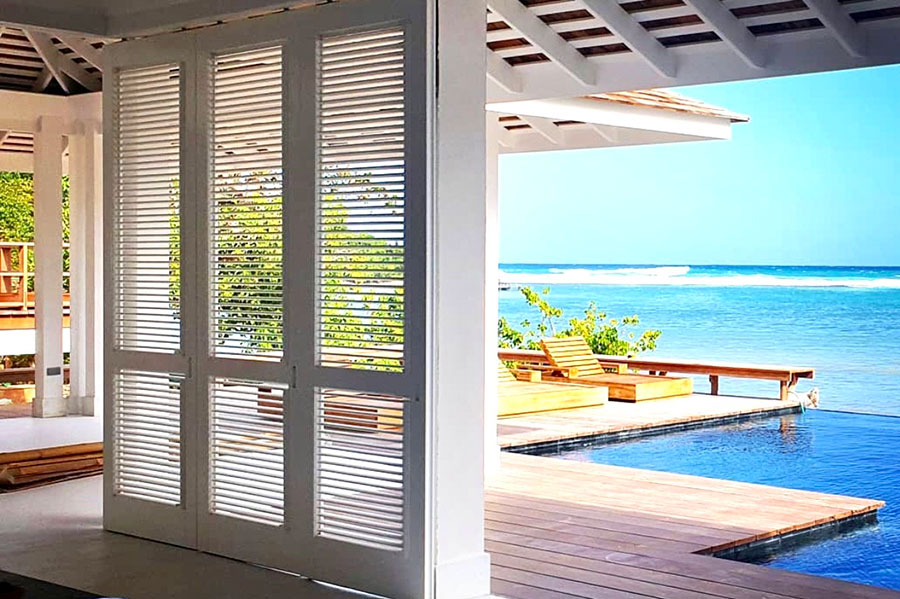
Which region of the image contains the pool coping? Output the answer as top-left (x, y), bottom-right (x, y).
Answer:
top-left (708, 509), bottom-right (881, 562)
top-left (503, 404), bottom-right (889, 571)
top-left (504, 402), bottom-right (803, 455)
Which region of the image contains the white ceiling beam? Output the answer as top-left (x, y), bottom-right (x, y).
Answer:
top-left (591, 124), bottom-right (619, 143)
top-left (682, 0), bottom-right (766, 68)
top-left (487, 0), bottom-right (597, 86)
top-left (486, 25), bottom-right (900, 103)
top-left (488, 96), bottom-right (733, 140)
top-left (0, 89), bottom-right (97, 133)
top-left (804, 0), bottom-right (867, 57)
top-left (494, 121), bottom-right (516, 149)
top-left (487, 50), bottom-right (522, 94)
top-left (519, 115), bottom-right (563, 145)
top-left (56, 35), bottom-right (103, 71)
top-left (24, 30), bottom-right (70, 94)
top-left (0, 150), bottom-right (34, 173)
top-left (580, 0), bottom-right (677, 78)
top-left (32, 68), bottom-right (55, 93)
top-left (23, 30), bottom-right (100, 92)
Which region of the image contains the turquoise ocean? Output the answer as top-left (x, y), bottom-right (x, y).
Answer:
top-left (499, 264), bottom-right (900, 415)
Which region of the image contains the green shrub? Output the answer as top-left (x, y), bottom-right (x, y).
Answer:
top-left (498, 286), bottom-right (661, 357)
top-left (0, 172), bottom-right (70, 291)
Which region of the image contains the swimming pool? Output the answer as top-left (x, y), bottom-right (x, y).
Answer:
top-left (544, 410), bottom-right (900, 591)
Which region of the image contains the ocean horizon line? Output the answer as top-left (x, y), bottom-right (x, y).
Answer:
top-left (500, 262), bottom-right (900, 269)
top-left (499, 264), bottom-right (900, 290)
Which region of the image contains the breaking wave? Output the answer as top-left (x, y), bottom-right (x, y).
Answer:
top-left (499, 265), bottom-right (900, 289)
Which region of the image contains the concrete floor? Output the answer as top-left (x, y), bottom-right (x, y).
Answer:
top-left (0, 414), bottom-right (101, 452)
top-left (0, 476), bottom-right (362, 599)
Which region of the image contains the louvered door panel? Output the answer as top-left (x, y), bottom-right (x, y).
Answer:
top-left (210, 378), bottom-right (285, 525)
top-left (113, 369), bottom-right (184, 505)
top-left (302, 17), bottom-right (428, 599)
top-left (210, 46), bottom-right (284, 361)
top-left (106, 4), bottom-right (429, 596)
top-left (104, 49), bottom-right (195, 549)
top-left (112, 63), bottom-right (182, 354)
top-left (196, 41), bottom-right (292, 569)
top-left (316, 28), bottom-right (406, 372)
top-left (315, 388), bottom-right (406, 551)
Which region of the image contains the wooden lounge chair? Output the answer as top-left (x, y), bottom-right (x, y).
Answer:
top-left (497, 360), bottom-right (607, 417)
top-left (539, 337), bottom-right (693, 402)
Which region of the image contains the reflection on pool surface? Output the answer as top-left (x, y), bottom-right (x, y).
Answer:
top-left (546, 410), bottom-right (900, 591)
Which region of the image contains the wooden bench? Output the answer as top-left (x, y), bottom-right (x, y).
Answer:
top-left (498, 348), bottom-right (814, 401)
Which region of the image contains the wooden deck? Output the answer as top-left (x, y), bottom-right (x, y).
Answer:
top-left (488, 453), bottom-right (896, 599)
top-left (498, 392), bottom-right (802, 451)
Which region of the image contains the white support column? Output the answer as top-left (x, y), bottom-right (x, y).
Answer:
top-left (85, 121), bottom-right (103, 416)
top-left (484, 112), bottom-right (501, 476)
top-left (67, 120), bottom-right (103, 416)
top-left (32, 116), bottom-right (66, 418)
top-left (432, 1), bottom-right (492, 598)
top-left (68, 124), bottom-right (87, 413)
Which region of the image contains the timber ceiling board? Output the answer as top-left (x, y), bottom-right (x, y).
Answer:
top-left (0, 131), bottom-right (33, 153)
top-left (487, 0), bottom-right (900, 80)
top-left (0, 25), bottom-right (105, 94)
top-left (2, 0), bottom-right (899, 98)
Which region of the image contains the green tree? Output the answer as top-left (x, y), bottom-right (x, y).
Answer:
top-left (498, 286), bottom-right (661, 357)
top-left (0, 172), bottom-right (70, 291)
top-left (170, 170), bottom-right (403, 369)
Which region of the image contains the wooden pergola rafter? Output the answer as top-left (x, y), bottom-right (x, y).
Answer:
top-left (483, 0), bottom-right (898, 101)
top-left (0, 25), bottom-right (105, 95)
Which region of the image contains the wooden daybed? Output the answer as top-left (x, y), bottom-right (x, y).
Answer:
top-left (497, 360), bottom-right (607, 417)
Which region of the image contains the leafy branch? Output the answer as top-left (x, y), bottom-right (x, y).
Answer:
top-left (499, 286), bottom-right (661, 357)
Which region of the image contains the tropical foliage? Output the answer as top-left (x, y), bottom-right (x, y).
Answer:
top-left (0, 172), bottom-right (70, 291)
top-left (498, 286), bottom-right (661, 357)
top-left (171, 171), bottom-right (404, 367)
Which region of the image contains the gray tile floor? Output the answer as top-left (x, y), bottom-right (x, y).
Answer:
top-left (0, 477), bottom-right (363, 599)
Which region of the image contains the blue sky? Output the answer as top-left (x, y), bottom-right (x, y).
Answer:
top-left (499, 64), bottom-right (900, 266)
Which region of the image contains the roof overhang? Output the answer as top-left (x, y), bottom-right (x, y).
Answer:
top-left (0, 89), bottom-right (99, 173)
top-left (489, 93), bottom-right (747, 154)
top-left (3, 0), bottom-right (900, 103)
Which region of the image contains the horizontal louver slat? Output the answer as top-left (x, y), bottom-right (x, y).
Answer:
top-left (113, 370), bottom-right (183, 505)
top-left (317, 28), bottom-right (405, 373)
top-left (113, 63), bottom-right (181, 353)
top-left (210, 46), bottom-right (284, 361)
top-left (210, 378), bottom-right (286, 526)
top-left (315, 387), bottom-right (407, 551)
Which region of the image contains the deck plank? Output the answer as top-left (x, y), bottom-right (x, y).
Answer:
top-left (487, 453), bottom-right (897, 599)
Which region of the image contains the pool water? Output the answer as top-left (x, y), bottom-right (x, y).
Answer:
top-left (546, 410), bottom-right (900, 590)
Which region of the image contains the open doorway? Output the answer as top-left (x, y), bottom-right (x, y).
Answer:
top-left (494, 64), bottom-right (900, 591)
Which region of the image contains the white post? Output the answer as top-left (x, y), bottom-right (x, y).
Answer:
top-left (32, 116), bottom-right (66, 418)
top-left (432, 1), bottom-right (492, 598)
top-left (67, 120), bottom-right (103, 416)
top-left (68, 123), bottom-right (87, 414)
top-left (484, 112), bottom-right (501, 475)
top-left (85, 121), bottom-right (103, 417)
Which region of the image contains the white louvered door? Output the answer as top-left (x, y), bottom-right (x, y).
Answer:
top-left (105, 2), bottom-right (430, 597)
top-left (195, 37), bottom-right (296, 566)
top-left (103, 37), bottom-right (199, 548)
top-left (293, 12), bottom-right (430, 598)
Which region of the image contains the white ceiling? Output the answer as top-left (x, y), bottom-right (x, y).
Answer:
top-left (1, 0), bottom-right (899, 102)
top-left (0, 0), bottom-right (310, 36)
